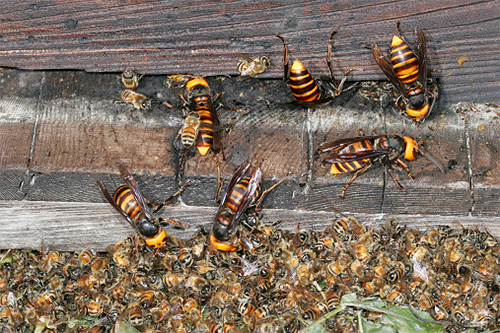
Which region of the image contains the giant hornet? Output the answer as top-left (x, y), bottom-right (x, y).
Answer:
top-left (97, 165), bottom-right (188, 251)
top-left (319, 134), bottom-right (444, 199)
top-left (210, 161), bottom-right (285, 252)
top-left (165, 76), bottom-right (245, 200)
top-left (276, 30), bottom-right (361, 106)
top-left (368, 21), bottom-right (438, 123)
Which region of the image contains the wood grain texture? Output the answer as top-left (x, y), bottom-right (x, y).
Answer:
top-left (0, 1), bottom-right (498, 103)
top-left (1, 67), bottom-right (500, 252)
top-left (1, 200), bottom-right (499, 251)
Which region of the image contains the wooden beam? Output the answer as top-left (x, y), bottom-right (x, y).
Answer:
top-left (1, 68), bottom-right (500, 251)
top-left (0, 1), bottom-right (498, 103)
top-left (2, 200), bottom-right (500, 252)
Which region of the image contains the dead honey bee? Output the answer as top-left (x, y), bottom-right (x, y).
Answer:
top-left (237, 55), bottom-right (271, 77)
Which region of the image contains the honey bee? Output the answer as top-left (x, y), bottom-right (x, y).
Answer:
top-left (164, 74), bottom-right (194, 89)
top-left (350, 259), bottom-right (371, 282)
top-left (149, 300), bottom-right (170, 323)
top-left (282, 314), bottom-right (301, 333)
top-left (255, 278), bottom-right (274, 294)
top-left (183, 297), bottom-right (199, 312)
top-left (253, 304), bottom-right (272, 320)
top-left (386, 262), bottom-right (406, 283)
top-left (36, 291), bottom-right (58, 310)
top-left (368, 21), bottom-right (438, 123)
top-left (184, 275), bottom-right (210, 295)
top-left (0, 307), bottom-right (24, 327)
top-left (177, 248), bottom-right (195, 269)
top-left (296, 262), bottom-right (313, 284)
top-left (128, 302), bottom-right (144, 327)
top-left (386, 288), bottom-right (406, 304)
top-left (107, 278), bottom-right (128, 302)
top-left (354, 244), bottom-right (369, 261)
top-left (77, 249), bottom-right (96, 266)
top-left (276, 30), bottom-right (360, 106)
top-left (302, 300), bottom-right (330, 321)
top-left (238, 299), bottom-right (256, 317)
top-left (327, 252), bottom-right (352, 277)
top-left (40, 250), bottom-right (63, 272)
top-left (178, 111), bottom-right (201, 149)
top-left (121, 89), bottom-right (152, 110)
top-left (121, 66), bottom-right (144, 90)
top-left (237, 55), bottom-right (271, 77)
top-left (0, 272), bottom-right (8, 292)
top-left (137, 290), bottom-right (158, 309)
top-left (319, 134), bottom-right (444, 199)
top-left (52, 306), bottom-right (68, 325)
top-left (430, 304), bottom-right (449, 321)
top-left (87, 298), bottom-right (104, 317)
top-left (163, 273), bottom-right (187, 288)
top-left (210, 161), bottom-right (285, 252)
top-left (98, 165), bottom-right (187, 251)
top-left (292, 229), bottom-right (312, 248)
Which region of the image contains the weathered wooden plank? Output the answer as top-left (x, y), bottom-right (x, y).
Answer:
top-left (1, 200), bottom-right (499, 251)
top-left (0, 170), bottom-right (28, 201)
top-left (31, 121), bottom-right (178, 173)
top-left (0, 122), bottom-right (33, 168)
top-left (1, 68), bottom-right (499, 226)
top-left (0, 1), bottom-right (498, 103)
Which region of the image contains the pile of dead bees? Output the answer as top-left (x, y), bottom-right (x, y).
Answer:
top-left (1, 216), bottom-right (499, 332)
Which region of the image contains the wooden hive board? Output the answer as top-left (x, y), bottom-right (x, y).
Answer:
top-left (0, 0), bottom-right (498, 103)
top-left (1, 67), bottom-right (500, 251)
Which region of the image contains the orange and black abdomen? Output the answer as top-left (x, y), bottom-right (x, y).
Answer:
top-left (390, 36), bottom-right (419, 84)
top-left (329, 139), bottom-right (375, 175)
top-left (289, 59), bottom-right (321, 103)
top-left (225, 176), bottom-right (262, 214)
top-left (192, 95), bottom-right (215, 156)
top-left (113, 186), bottom-right (141, 218)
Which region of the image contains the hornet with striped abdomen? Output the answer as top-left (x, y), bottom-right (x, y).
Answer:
top-left (98, 165), bottom-right (188, 251)
top-left (319, 134), bottom-right (444, 199)
top-left (276, 30), bottom-right (361, 106)
top-left (210, 161), bottom-right (286, 252)
top-left (368, 21), bottom-right (438, 123)
top-left (165, 77), bottom-right (245, 200)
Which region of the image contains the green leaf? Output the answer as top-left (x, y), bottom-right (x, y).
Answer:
top-left (304, 294), bottom-right (447, 333)
top-left (378, 306), bottom-right (445, 333)
top-left (114, 315), bottom-right (141, 333)
top-left (361, 318), bottom-right (398, 333)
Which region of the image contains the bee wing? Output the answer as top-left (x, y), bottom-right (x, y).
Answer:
top-left (417, 28), bottom-right (428, 91)
top-left (319, 135), bottom-right (384, 153)
top-left (215, 162), bottom-right (252, 219)
top-left (118, 165), bottom-right (154, 222)
top-left (371, 43), bottom-right (408, 98)
top-left (236, 53), bottom-right (254, 63)
top-left (323, 149), bottom-right (391, 164)
top-left (97, 181), bottom-right (138, 232)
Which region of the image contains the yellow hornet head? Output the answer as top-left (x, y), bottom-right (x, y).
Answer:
top-left (402, 136), bottom-right (420, 161)
top-left (185, 77), bottom-right (209, 90)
